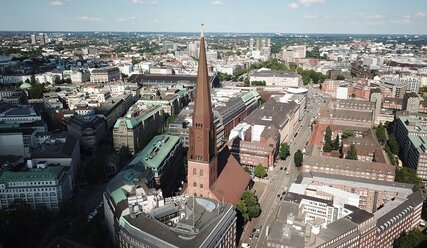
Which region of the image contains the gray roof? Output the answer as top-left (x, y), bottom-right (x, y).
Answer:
top-left (120, 197), bottom-right (235, 248)
top-left (31, 134), bottom-right (78, 159)
top-left (0, 105), bottom-right (38, 117)
top-left (319, 218), bottom-right (357, 246)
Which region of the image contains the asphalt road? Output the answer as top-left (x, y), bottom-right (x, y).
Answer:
top-left (242, 86), bottom-right (323, 248)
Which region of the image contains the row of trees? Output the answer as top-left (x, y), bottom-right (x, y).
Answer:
top-left (250, 58), bottom-right (290, 72)
top-left (376, 122), bottom-right (399, 165)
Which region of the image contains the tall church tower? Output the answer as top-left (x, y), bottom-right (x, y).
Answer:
top-left (187, 25), bottom-right (218, 198)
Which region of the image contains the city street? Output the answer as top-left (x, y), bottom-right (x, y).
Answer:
top-left (240, 86), bottom-right (323, 247)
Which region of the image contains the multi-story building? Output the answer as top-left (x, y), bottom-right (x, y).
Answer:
top-left (0, 163), bottom-right (73, 212)
top-left (127, 134), bottom-right (183, 197)
top-left (302, 147), bottom-right (395, 182)
top-left (29, 132), bottom-right (80, 188)
top-left (96, 93), bottom-right (134, 130)
top-left (294, 172), bottom-right (423, 248)
top-left (280, 45), bottom-right (306, 61)
top-left (318, 99), bottom-right (376, 128)
top-left (0, 105), bottom-right (42, 124)
top-left (0, 127), bottom-right (37, 158)
top-left (228, 122), bottom-right (279, 168)
top-left (137, 87), bottom-right (192, 117)
top-left (104, 145), bottom-right (237, 247)
top-left (403, 92), bottom-right (420, 113)
top-left (128, 74), bottom-right (218, 88)
top-left (267, 195), bottom-right (376, 248)
top-left (244, 98), bottom-right (299, 143)
top-left (67, 115), bottom-right (107, 151)
top-left (250, 68), bottom-right (300, 87)
top-left (394, 114), bottom-right (427, 185)
top-left (113, 105), bottom-right (164, 154)
top-left (165, 90), bottom-right (261, 148)
top-left (90, 67), bottom-right (121, 83)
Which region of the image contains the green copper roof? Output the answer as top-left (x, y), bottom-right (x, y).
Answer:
top-left (0, 166), bottom-right (66, 183)
top-left (129, 134), bottom-right (180, 175)
top-left (113, 105), bottom-right (163, 129)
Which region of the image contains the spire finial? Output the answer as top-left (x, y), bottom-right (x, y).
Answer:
top-left (201, 23), bottom-right (204, 38)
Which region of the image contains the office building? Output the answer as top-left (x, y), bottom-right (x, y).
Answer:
top-left (403, 92), bottom-right (420, 113)
top-left (394, 114), bottom-right (427, 185)
top-left (127, 134), bottom-right (183, 197)
top-left (67, 115), bottom-right (107, 151)
top-left (250, 68), bottom-right (300, 88)
top-left (90, 67), bottom-right (121, 83)
top-left (113, 105), bottom-right (164, 154)
top-left (0, 105), bottom-right (42, 124)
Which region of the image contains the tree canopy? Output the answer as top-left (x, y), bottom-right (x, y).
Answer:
top-left (336, 74), bottom-right (345, 80)
top-left (236, 190), bottom-right (261, 223)
top-left (346, 144), bottom-right (358, 160)
top-left (387, 133), bottom-right (400, 155)
top-left (395, 167), bottom-right (422, 189)
top-left (279, 143), bottom-right (290, 160)
top-left (393, 229), bottom-right (427, 248)
top-left (297, 67), bottom-right (327, 85)
top-left (294, 149), bottom-right (304, 167)
top-left (376, 122), bottom-right (387, 144)
top-left (254, 164), bottom-right (267, 178)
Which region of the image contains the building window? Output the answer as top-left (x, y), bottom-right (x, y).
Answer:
top-left (193, 168), bottom-right (197, 175)
top-left (200, 184), bottom-right (203, 189)
top-left (193, 182), bottom-right (197, 187)
top-left (200, 169), bottom-right (204, 177)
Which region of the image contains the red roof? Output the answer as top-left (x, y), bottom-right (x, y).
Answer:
top-left (210, 147), bottom-right (251, 207)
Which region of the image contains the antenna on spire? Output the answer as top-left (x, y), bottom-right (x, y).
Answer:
top-left (201, 23), bottom-right (205, 38)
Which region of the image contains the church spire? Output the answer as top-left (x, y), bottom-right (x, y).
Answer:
top-left (188, 24), bottom-right (216, 163)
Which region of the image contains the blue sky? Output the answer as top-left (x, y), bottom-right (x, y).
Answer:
top-left (0, 0), bottom-right (426, 34)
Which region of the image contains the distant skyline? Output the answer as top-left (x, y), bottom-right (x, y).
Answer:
top-left (0, 0), bottom-right (426, 34)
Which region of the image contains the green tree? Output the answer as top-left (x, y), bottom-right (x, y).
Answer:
top-left (387, 134), bottom-right (400, 155)
top-left (294, 149), bottom-right (304, 167)
top-left (336, 74), bottom-right (345, 80)
top-left (396, 167), bottom-right (422, 189)
top-left (279, 143), bottom-right (290, 160)
top-left (376, 122), bottom-right (387, 144)
top-left (323, 142), bottom-right (332, 152)
top-left (236, 190), bottom-right (261, 223)
top-left (384, 144), bottom-right (397, 165)
top-left (254, 164), bottom-right (267, 178)
top-left (236, 200), bottom-right (249, 222)
top-left (323, 126), bottom-right (333, 152)
top-left (346, 144), bottom-right (358, 160)
top-left (289, 62), bottom-right (298, 71)
top-left (393, 229), bottom-right (427, 248)
top-left (333, 135), bottom-right (340, 150)
top-left (243, 166), bottom-right (250, 173)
